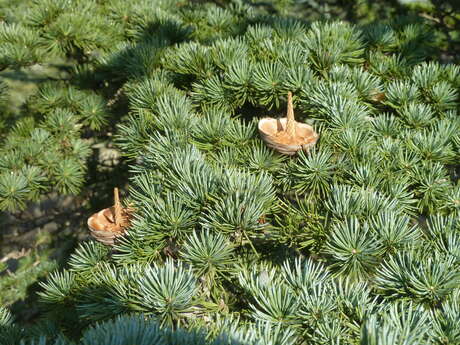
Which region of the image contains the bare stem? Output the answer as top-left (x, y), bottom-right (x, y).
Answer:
top-left (243, 230), bottom-right (259, 258)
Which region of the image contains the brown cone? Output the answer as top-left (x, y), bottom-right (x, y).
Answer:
top-left (87, 188), bottom-right (133, 246)
top-left (258, 92), bottom-right (318, 155)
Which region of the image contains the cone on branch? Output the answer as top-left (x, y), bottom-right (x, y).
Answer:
top-left (258, 92), bottom-right (318, 155)
top-left (87, 188), bottom-right (133, 246)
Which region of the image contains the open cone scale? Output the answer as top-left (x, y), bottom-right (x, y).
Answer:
top-left (87, 188), bottom-right (132, 246)
top-left (258, 92), bottom-right (318, 155)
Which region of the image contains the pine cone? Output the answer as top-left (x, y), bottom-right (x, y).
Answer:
top-left (87, 188), bottom-right (133, 246)
top-left (258, 92), bottom-right (318, 155)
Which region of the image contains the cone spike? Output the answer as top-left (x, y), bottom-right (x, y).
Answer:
top-left (285, 91), bottom-right (296, 137)
top-left (114, 187), bottom-right (122, 226)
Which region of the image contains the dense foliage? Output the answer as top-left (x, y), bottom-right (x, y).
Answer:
top-left (0, 0), bottom-right (459, 344)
